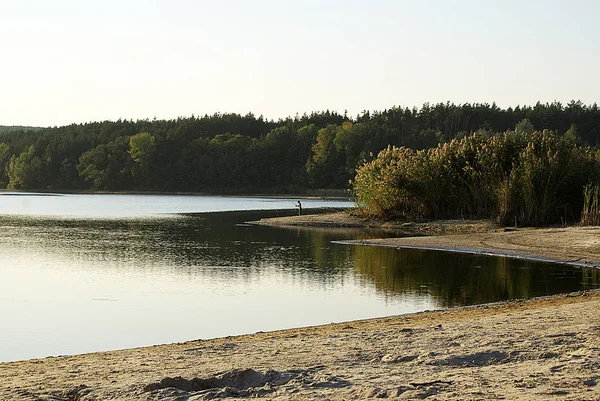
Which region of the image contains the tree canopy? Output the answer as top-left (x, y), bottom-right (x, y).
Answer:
top-left (0, 101), bottom-right (598, 194)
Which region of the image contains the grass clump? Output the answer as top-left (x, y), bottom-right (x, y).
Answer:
top-left (581, 183), bottom-right (600, 226)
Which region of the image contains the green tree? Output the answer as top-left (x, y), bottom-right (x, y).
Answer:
top-left (564, 124), bottom-right (579, 145)
top-left (7, 145), bottom-right (44, 189)
top-left (306, 125), bottom-right (341, 188)
top-left (129, 132), bottom-right (157, 166)
top-left (77, 137), bottom-right (131, 190)
top-left (0, 143), bottom-right (10, 187)
top-left (515, 118), bottom-right (535, 134)
top-left (129, 132), bottom-right (157, 187)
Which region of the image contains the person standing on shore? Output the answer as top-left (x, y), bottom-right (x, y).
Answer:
top-left (296, 201), bottom-right (302, 216)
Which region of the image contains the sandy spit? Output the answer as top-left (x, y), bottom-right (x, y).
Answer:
top-left (253, 212), bottom-right (600, 266)
top-left (347, 225), bottom-right (600, 267)
top-left (3, 213), bottom-right (600, 400)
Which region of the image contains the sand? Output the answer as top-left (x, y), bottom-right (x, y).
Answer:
top-left (350, 226), bottom-right (600, 267)
top-left (2, 213), bottom-right (600, 400)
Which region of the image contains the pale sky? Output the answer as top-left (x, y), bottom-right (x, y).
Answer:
top-left (1, 0), bottom-right (598, 127)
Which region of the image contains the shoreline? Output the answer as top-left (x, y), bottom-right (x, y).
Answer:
top-left (3, 212), bottom-right (600, 400)
top-left (0, 189), bottom-right (353, 201)
top-left (251, 212), bottom-right (600, 267)
top-left (346, 226), bottom-right (600, 268)
top-left (3, 291), bottom-right (600, 400)
top-left (335, 241), bottom-right (599, 269)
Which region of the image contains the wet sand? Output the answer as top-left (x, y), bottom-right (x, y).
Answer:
top-left (2, 213), bottom-right (600, 400)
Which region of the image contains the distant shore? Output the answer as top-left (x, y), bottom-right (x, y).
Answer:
top-left (3, 212), bottom-right (600, 400)
top-left (0, 188), bottom-right (353, 200)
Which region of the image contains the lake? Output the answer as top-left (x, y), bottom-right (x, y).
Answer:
top-left (1, 193), bottom-right (599, 363)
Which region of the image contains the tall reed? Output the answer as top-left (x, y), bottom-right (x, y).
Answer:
top-left (581, 183), bottom-right (600, 226)
top-left (353, 130), bottom-right (599, 226)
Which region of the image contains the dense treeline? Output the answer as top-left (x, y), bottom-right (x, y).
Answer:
top-left (0, 101), bottom-right (599, 193)
top-left (0, 126), bottom-right (42, 134)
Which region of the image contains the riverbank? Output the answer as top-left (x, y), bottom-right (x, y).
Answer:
top-left (251, 211), bottom-right (497, 234)
top-left (347, 225), bottom-right (600, 267)
top-left (1, 291), bottom-right (599, 400)
top-left (3, 212), bottom-right (600, 400)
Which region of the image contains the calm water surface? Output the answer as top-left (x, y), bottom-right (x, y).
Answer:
top-left (0, 193), bottom-right (599, 362)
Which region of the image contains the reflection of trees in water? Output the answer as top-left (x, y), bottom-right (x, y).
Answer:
top-left (350, 245), bottom-right (600, 308)
top-left (0, 214), bottom-right (363, 283)
top-left (3, 213), bottom-right (599, 308)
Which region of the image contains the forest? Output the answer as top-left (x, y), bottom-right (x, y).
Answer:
top-left (0, 126), bottom-right (42, 134)
top-left (0, 101), bottom-right (599, 197)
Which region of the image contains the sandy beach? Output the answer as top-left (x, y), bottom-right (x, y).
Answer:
top-left (2, 213), bottom-right (600, 400)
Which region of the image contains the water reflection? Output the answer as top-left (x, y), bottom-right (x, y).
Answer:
top-left (349, 246), bottom-right (600, 307)
top-left (2, 211), bottom-right (599, 298)
top-left (2, 211), bottom-right (599, 301)
top-left (1, 210), bottom-right (599, 362)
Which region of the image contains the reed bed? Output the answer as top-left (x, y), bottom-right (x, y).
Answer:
top-left (353, 130), bottom-right (599, 226)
